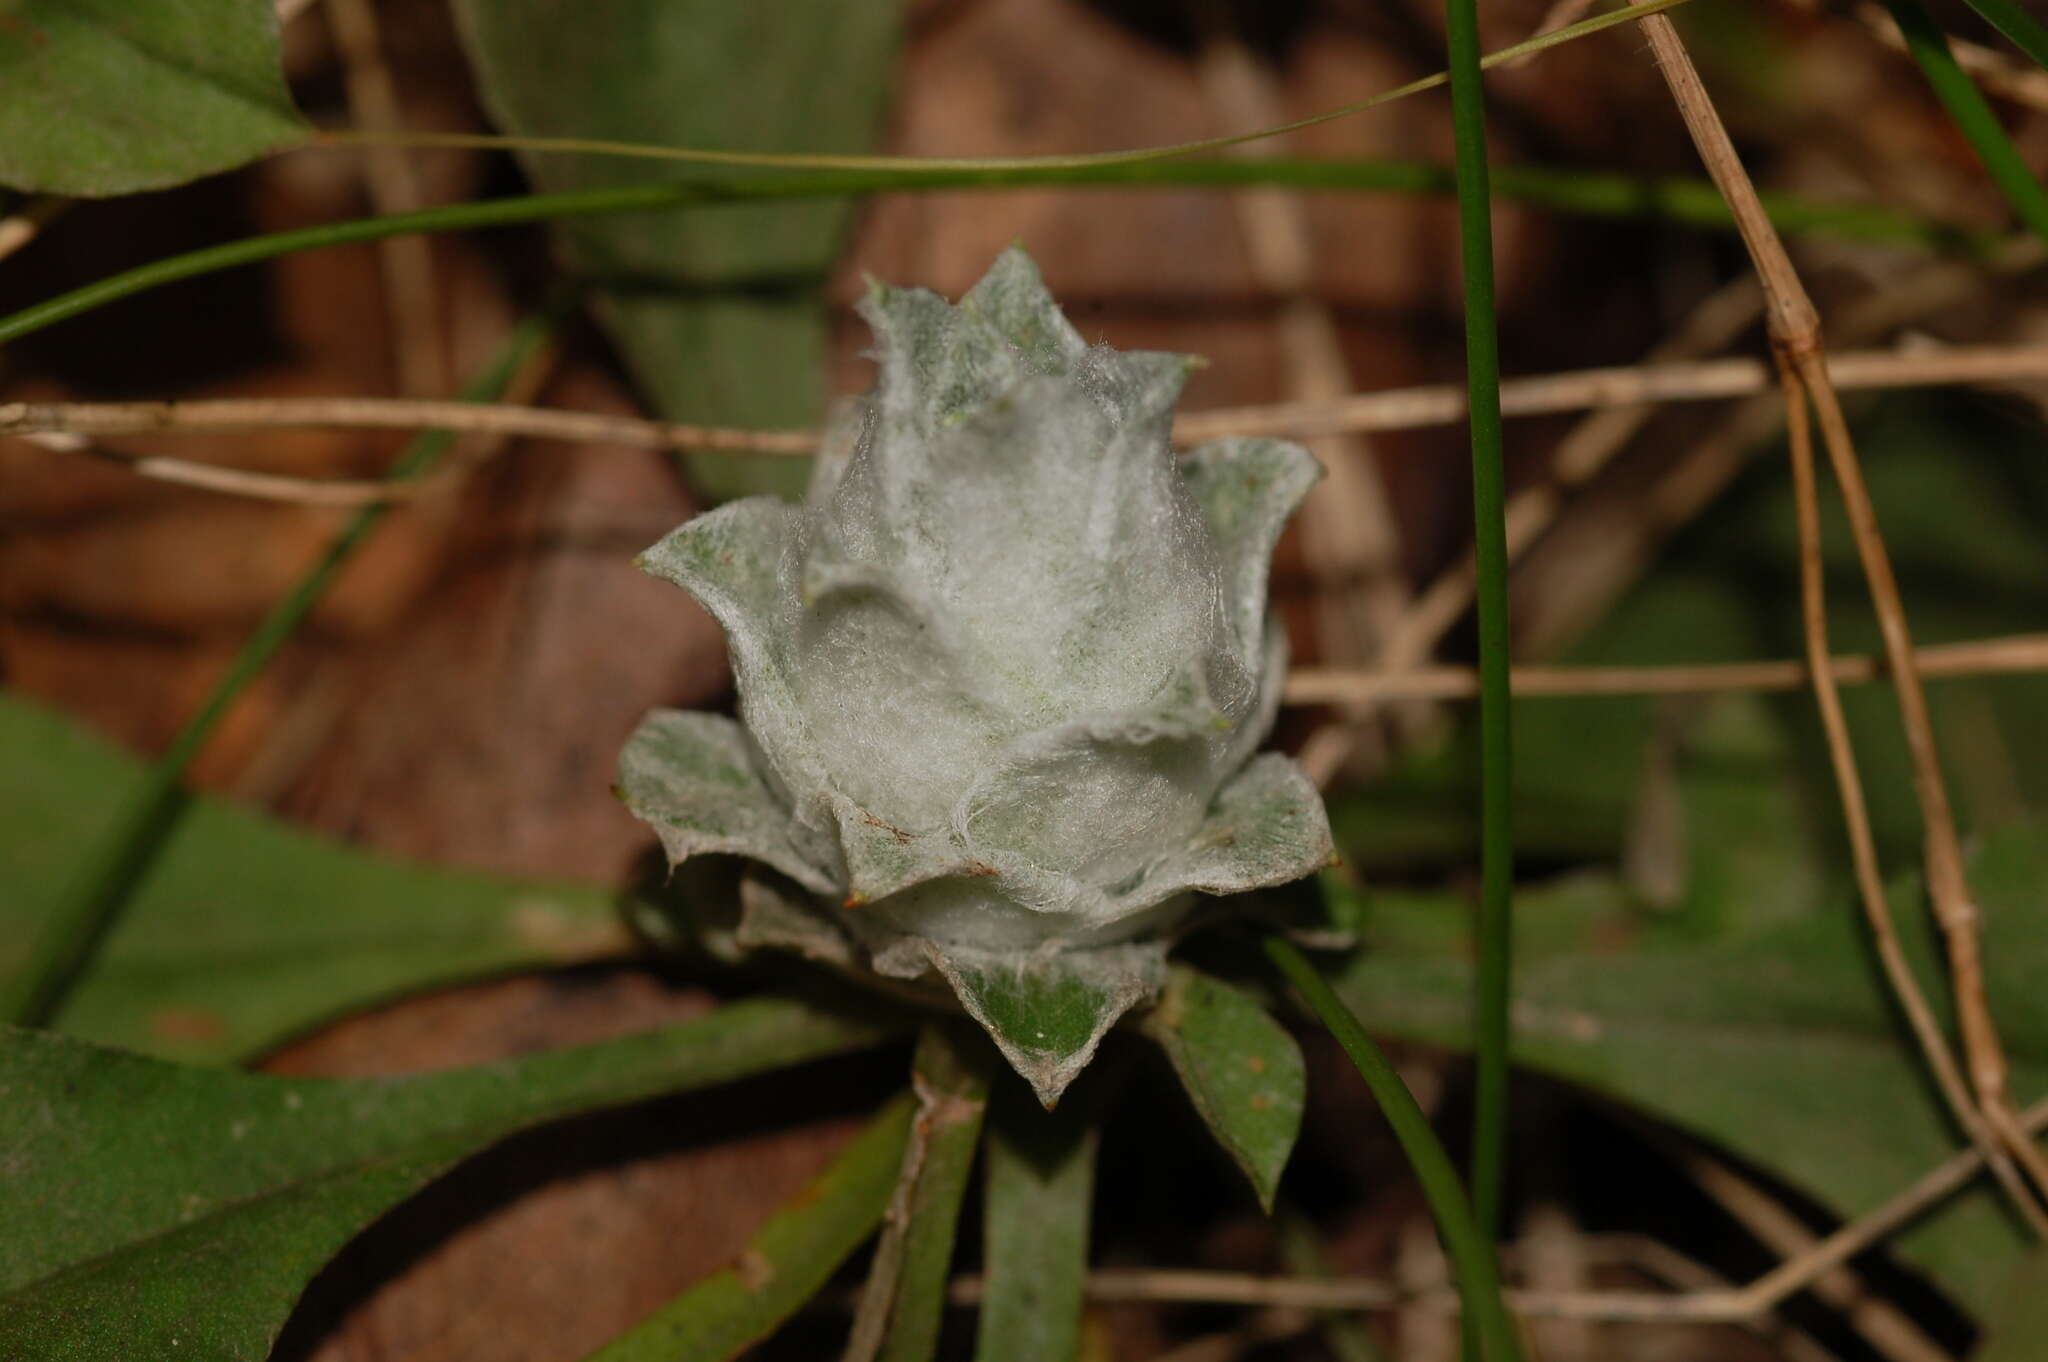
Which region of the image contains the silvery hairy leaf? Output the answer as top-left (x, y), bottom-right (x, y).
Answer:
top-left (620, 248), bottom-right (1332, 1103)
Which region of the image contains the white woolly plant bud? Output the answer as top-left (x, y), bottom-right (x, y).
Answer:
top-left (619, 248), bottom-right (1332, 1103)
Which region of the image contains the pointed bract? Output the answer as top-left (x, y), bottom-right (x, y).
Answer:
top-left (927, 940), bottom-right (1167, 1108)
top-left (617, 710), bottom-right (834, 894)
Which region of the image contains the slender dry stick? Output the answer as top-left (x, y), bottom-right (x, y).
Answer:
top-left (1283, 632), bottom-right (2048, 702)
top-left (1012, 1091), bottom-right (2048, 1324)
top-left (1682, 1152), bottom-right (1956, 1362)
top-left (13, 340), bottom-right (2042, 471)
top-left (1627, 0), bottom-right (2048, 1226)
top-left (1518, 233), bottom-right (2046, 658)
top-left (1365, 275), bottom-right (1764, 690)
top-left (1799, 344), bottom-right (2048, 1200)
top-left (325, 0), bottom-right (447, 397)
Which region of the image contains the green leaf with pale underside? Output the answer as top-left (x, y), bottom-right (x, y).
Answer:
top-left (0, 0), bottom-right (305, 194)
top-left (0, 996), bottom-right (904, 1361)
top-left (1143, 964), bottom-right (1306, 1211)
top-left (0, 691), bottom-right (624, 1063)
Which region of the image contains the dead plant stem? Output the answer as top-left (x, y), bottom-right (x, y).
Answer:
top-left (1629, 0), bottom-right (2048, 1227)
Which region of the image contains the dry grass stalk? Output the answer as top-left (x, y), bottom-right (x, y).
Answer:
top-left (1282, 631), bottom-right (2048, 702)
top-left (1683, 1152), bottom-right (1956, 1362)
top-left (10, 338), bottom-right (2048, 511)
top-left (1626, 0), bottom-right (2048, 1225)
top-left (970, 1093), bottom-right (2048, 1324)
top-left (1518, 232), bottom-right (2047, 658)
top-left (1365, 274), bottom-right (1766, 700)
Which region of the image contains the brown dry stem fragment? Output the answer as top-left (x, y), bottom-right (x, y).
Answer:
top-left (1626, 0), bottom-right (2048, 1229)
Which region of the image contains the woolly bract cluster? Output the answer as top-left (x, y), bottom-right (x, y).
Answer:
top-left (619, 249), bottom-right (1331, 1102)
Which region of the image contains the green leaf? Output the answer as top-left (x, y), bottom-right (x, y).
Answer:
top-left (1962, 0), bottom-right (2048, 72)
top-left (0, 0), bottom-right (305, 194)
top-left (1318, 392), bottom-right (2048, 1315)
top-left (0, 996), bottom-right (904, 1361)
top-left (584, 1090), bottom-right (915, 1362)
top-left (0, 691), bottom-right (625, 1062)
top-left (1975, 1251), bottom-right (2048, 1362)
top-left (974, 1075), bottom-right (1100, 1362)
top-left (1142, 965), bottom-right (1306, 1211)
top-left (847, 1023), bottom-right (993, 1362)
top-left (1326, 821), bottom-right (2048, 1315)
top-left (451, 0), bottom-right (898, 500)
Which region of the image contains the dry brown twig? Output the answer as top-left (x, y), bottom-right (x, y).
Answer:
top-left (1516, 232), bottom-right (2047, 658)
top-left (945, 1096), bottom-right (2048, 1325)
top-left (8, 340), bottom-right (2047, 508)
top-left (1282, 631), bottom-right (2048, 703)
top-left (1681, 1150), bottom-right (1956, 1362)
top-left (1359, 273), bottom-right (1767, 730)
top-left (1626, 0), bottom-right (2048, 1226)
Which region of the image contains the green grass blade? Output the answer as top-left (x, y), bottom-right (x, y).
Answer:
top-left (1882, 0), bottom-right (2048, 242)
top-left (1264, 938), bottom-right (1520, 1362)
top-left (845, 1024), bottom-right (993, 1362)
top-left (1960, 0), bottom-right (2048, 71)
top-left (972, 1077), bottom-right (1099, 1362)
top-left (1441, 0), bottom-right (1515, 1245)
top-left (581, 1092), bottom-right (917, 1362)
top-left (0, 164), bottom-right (1980, 354)
top-left (0, 312), bottom-right (557, 1029)
top-left (327, 0), bottom-right (1698, 176)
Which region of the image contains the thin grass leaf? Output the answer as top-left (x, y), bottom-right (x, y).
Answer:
top-left (1960, 0), bottom-right (2048, 72)
top-left (0, 313), bottom-right (556, 1029)
top-left (972, 1075), bottom-right (1100, 1362)
top-left (583, 1092), bottom-right (917, 1362)
top-left (844, 1023), bottom-right (993, 1362)
top-left (1265, 938), bottom-right (1520, 1362)
top-left (0, 163), bottom-right (1979, 356)
top-left (327, 0), bottom-right (1699, 175)
top-left (1882, 0), bottom-right (2048, 242)
top-left (0, 997), bottom-right (904, 1362)
top-left (1440, 0), bottom-right (1516, 1242)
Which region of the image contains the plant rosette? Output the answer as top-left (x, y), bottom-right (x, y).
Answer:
top-left (618, 248), bottom-right (1332, 1103)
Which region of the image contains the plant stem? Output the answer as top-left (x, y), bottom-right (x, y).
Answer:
top-left (1441, 0), bottom-right (1515, 1245)
top-left (1264, 938), bottom-right (1520, 1361)
top-left (0, 164), bottom-right (1980, 353)
top-left (0, 313), bottom-right (556, 1027)
top-left (1882, 0), bottom-right (2048, 243)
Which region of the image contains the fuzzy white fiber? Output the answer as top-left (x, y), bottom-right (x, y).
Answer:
top-left (619, 248), bottom-right (1333, 1101)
